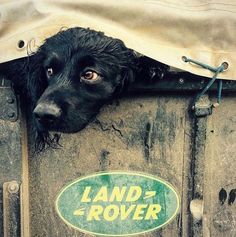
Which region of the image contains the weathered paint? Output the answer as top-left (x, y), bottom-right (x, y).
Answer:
top-left (28, 95), bottom-right (188, 237)
top-left (0, 82), bottom-right (22, 237)
top-left (0, 86), bottom-right (235, 237)
top-left (56, 171), bottom-right (180, 236)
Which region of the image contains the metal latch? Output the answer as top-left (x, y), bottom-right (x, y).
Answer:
top-left (3, 181), bottom-right (21, 237)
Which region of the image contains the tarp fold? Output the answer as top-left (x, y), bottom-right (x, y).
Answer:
top-left (0, 0), bottom-right (236, 80)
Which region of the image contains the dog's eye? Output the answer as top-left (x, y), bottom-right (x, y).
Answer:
top-left (46, 68), bottom-right (53, 77)
top-left (81, 71), bottom-right (98, 81)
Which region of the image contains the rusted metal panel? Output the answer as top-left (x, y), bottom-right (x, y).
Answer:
top-left (203, 96), bottom-right (236, 237)
top-left (0, 80), bottom-right (22, 237)
top-left (130, 74), bottom-right (236, 93)
top-left (0, 79), bottom-right (18, 122)
top-left (0, 74), bottom-right (235, 236)
top-left (27, 93), bottom-right (236, 237)
top-left (28, 95), bottom-right (192, 237)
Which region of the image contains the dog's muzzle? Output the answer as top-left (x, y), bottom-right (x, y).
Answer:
top-left (33, 102), bottom-right (62, 128)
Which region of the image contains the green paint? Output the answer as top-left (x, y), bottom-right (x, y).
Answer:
top-left (55, 171), bottom-right (180, 236)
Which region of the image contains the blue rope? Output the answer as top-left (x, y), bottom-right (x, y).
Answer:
top-left (217, 80), bottom-right (223, 104)
top-left (183, 56), bottom-right (225, 108)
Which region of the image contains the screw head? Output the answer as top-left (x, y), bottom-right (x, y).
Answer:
top-left (8, 182), bottom-right (19, 193)
top-left (179, 78), bottom-right (184, 84)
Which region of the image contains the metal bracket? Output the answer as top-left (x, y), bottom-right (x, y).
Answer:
top-left (0, 77), bottom-right (18, 122)
top-left (193, 95), bottom-right (213, 117)
top-left (190, 95), bottom-right (212, 236)
top-left (3, 181), bottom-right (21, 237)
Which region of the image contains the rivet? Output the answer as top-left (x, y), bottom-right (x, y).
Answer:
top-left (182, 56), bottom-right (188, 62)
top-left (8, 112), bottom-right (15, 118)
top-left (8, 182), bottom-right (19, 193)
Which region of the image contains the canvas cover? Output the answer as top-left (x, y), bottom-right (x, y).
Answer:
top-left (0, 0), bottom-right (235, 80)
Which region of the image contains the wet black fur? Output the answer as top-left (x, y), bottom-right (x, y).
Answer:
top-left (0, 27), bottom-right (168, 151)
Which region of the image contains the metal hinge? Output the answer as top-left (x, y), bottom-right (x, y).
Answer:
top-left (0, 77), bottom-right (18, 122)
top-left (190, 95), bottom-right (212, 236)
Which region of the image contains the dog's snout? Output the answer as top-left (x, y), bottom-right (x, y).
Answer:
top-left (33, 103), bottom-right (62, 125)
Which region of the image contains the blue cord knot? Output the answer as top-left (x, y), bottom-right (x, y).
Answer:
top-left (182, 56), bottom-right (227, 108)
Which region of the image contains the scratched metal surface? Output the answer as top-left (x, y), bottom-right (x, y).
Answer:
top-left (0, 108), bottom-right (22, 236)
top-left (203, 95), bottom-right (236, 237)
top-left (28, 94), bottom-right (193, 237)
top-left (0, 92), bottom-right (234, 236)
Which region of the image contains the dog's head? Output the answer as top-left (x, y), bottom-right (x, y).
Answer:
top-left (25, 27), bottom-right (137, 147)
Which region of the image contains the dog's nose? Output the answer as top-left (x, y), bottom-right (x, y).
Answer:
top-left (33, 103), bottom-right (62, 125)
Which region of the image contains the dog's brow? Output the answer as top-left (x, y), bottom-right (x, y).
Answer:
top-left (77, 55), bottom-right (96, 68)
top-left (45, 52), bottom-right (61, 67)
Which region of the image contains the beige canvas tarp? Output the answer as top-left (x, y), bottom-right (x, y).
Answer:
top-left (0, 0), bottom-right (236, 80)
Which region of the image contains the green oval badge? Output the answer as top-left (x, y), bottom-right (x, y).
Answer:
top-left (56, 171), bottom-right (180, 236)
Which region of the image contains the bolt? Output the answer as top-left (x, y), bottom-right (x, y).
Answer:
top-left (8, 182), bottom-right (19, 193)
top-left (8, 112), bottom-right (15, 118)
top-left (179, 78), bottom-right (184, 84)
top-left (7, 97), bottom-right (14, 104)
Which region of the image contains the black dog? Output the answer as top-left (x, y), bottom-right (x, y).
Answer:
top-left (0, 27), bottom-right (168, 150)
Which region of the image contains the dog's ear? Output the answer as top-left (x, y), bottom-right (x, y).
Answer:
top-left (113, 68), bottom-right (136, 95)
top-left (0, 53), bottom-right (47, 103)
top-left (122, 68), bottom-right (136, 91)
top-left (115, 48), bottom-right (138, 95)
top-left (25, 53), bottom-right (59, 152)
top-left (0, 57), bottom-right (29, 92)
top-left (26, 53), bottom-right (47, 106)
